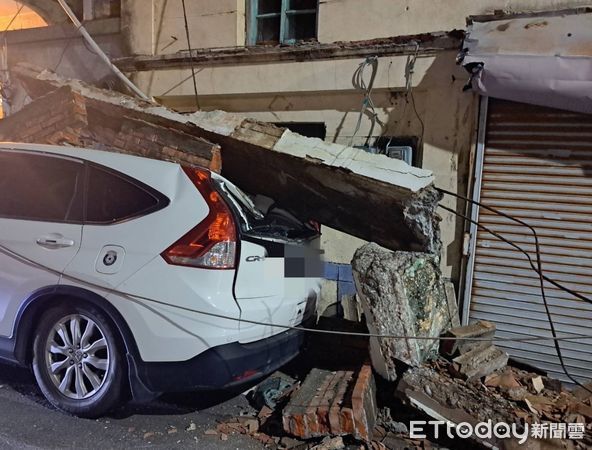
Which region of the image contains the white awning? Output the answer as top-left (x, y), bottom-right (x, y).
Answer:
top-left (460, 10), bottom-right (592, 114)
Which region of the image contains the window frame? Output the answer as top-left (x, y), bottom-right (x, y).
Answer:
top-left (248, 0), bottom-right (319, 46)
top-left (82, 162), bottom-right (170, 226)
top-left (0, 149), bottom-right (170, 226)
top-left (0, 150), bottom-right (86, 225)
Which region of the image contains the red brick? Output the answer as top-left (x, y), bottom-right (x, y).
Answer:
top-left (328, 371), bottom-right (353, 435)
top-left (351, 364), bottom-right (377, 441)
top-left (282, 365), bottom-right (376, 441)
top-left (0, 84), bottom-right (219, 170)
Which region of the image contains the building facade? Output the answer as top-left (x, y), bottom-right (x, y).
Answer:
top-left (117, 0), bottom-right (591, 306)
top-left (2, 0), bottom-right (592, 383)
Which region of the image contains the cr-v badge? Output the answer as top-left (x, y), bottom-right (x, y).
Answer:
top-left (246, 255), bottom-right (266, 262)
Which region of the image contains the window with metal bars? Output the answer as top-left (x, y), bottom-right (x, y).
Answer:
top-left (248, 0), bottom-right (318, 45)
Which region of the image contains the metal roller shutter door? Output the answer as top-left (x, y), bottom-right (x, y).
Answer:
top-left (468, 98), bottom-right (592, 384)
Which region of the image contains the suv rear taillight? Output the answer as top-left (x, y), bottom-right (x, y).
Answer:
top-left (161, 167), bottom-right (237, 269)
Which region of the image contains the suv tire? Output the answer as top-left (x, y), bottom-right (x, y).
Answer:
top-left (32, 303), bottom-right (124, 418)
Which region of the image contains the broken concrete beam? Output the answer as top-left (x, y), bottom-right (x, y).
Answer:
top-left (11, 63), bottom-right (441, 253)
top-left (282, 365), bottom-right (376, 441)
top-left (218, 129), bottom-right (442, 253)
top-left (114, 31), bottom-right (464, 72)
top-left (484, 370), bottom-right (522, 390)
top-left (352, 243), bottom-right (453, 379)
top-left (0, 84), bottom-right (222, 172)
top-left (440, 320), bottom-right (496, 357)
top-left (451, 344), bottom-right (509, 381)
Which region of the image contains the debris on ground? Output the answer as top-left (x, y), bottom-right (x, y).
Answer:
top-left (397, 360), bottom-right (592, 448)
top-left (212, 310), bottom-right (591, 450)
top-left (450, 343), bottom-right (509, 381)
top-left (398, 362), bottom-right (520, 426)
top-left (252, 376), bottom-right (297, 411)
top-left (440, 320), bottom-right (496, 357)
top-left (310, 436), bottom-right (345, 450)
top-left (282, 364), bottom-right (376, 442)
top-left (352, 243), bottom-right (457, 378)
top-left (440, 321), bottom-right (511, 381)
top-left (5, 64), bottom-right (589, 450)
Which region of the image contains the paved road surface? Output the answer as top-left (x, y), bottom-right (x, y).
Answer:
top-left (0, 362), bottom-right (264, 449)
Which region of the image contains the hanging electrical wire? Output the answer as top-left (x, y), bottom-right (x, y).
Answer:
top-left (349, 56), bottom-right (384, 147)
top-left (1, 239), bottom-right (592, 345)
top-left (181, 0), bottom-right (201, 110)
top-left (404, 41), bottom-right (425, 149)
top-left (437, 187), bottom-right (592, 394)
top-left (437, 187), bottom-right (592, 305)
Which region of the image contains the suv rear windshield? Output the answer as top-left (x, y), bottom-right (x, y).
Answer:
top-left (213, 177), bottom-right (318, 241)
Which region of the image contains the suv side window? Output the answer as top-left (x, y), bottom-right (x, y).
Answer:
top-left (0, 151), bottom-right (84, 223)
top-left (86, 165), bottom-right (163, 224)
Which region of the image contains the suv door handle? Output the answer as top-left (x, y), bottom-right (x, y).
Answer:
top-left (36, 234), bottom-right (75, 249)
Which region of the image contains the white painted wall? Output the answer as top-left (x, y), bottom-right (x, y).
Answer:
top-left (317, 0), bottom-right (590, 42)
top-left (122, 0), bottom-right (245, 55)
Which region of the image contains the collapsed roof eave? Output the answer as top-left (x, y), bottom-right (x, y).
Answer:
top-left (9, 63), bottom-right (441, 253)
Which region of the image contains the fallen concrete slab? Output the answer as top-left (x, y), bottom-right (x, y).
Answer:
top-left (8, 63), bottom-right (441, 253)
top-left (352, 243), bottom-right (455, 379)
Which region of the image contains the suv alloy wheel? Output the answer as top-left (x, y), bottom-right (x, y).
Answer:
top-left (32, 304), bottom-right (124, 418)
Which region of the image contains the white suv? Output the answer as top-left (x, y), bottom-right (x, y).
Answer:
top-left (0, 143), bottom-right (320, 417)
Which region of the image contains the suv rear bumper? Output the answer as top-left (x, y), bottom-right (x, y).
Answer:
top-left (131, 328), bottom-right (304, 394)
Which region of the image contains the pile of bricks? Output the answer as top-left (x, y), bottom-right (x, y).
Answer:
top-left (0, 86), bottom-right (222, 172)
top-left (282, 364), bottom-right (377, 442)
top-left (0, 86), bottom-right (88, 145)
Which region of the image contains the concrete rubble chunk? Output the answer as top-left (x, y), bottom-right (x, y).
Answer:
top-left (310, 436), bottom-right (345, 450)
top-left (9, 63), bottom-right (441, 253)
top-left (282, 365), bottom-right (376, 442)
top-left (573, 382), bottom-right (592, 402)
top-left (451, 344), bottom-right (509, 381)
top-left (440, 320), bottom-right (496, 357)
top-left (352, 243), bottom-right (455, 379)
top-left (443, 281), bottom-right (461, 328)
top-left (484, 370), bottom-right (521, 390)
